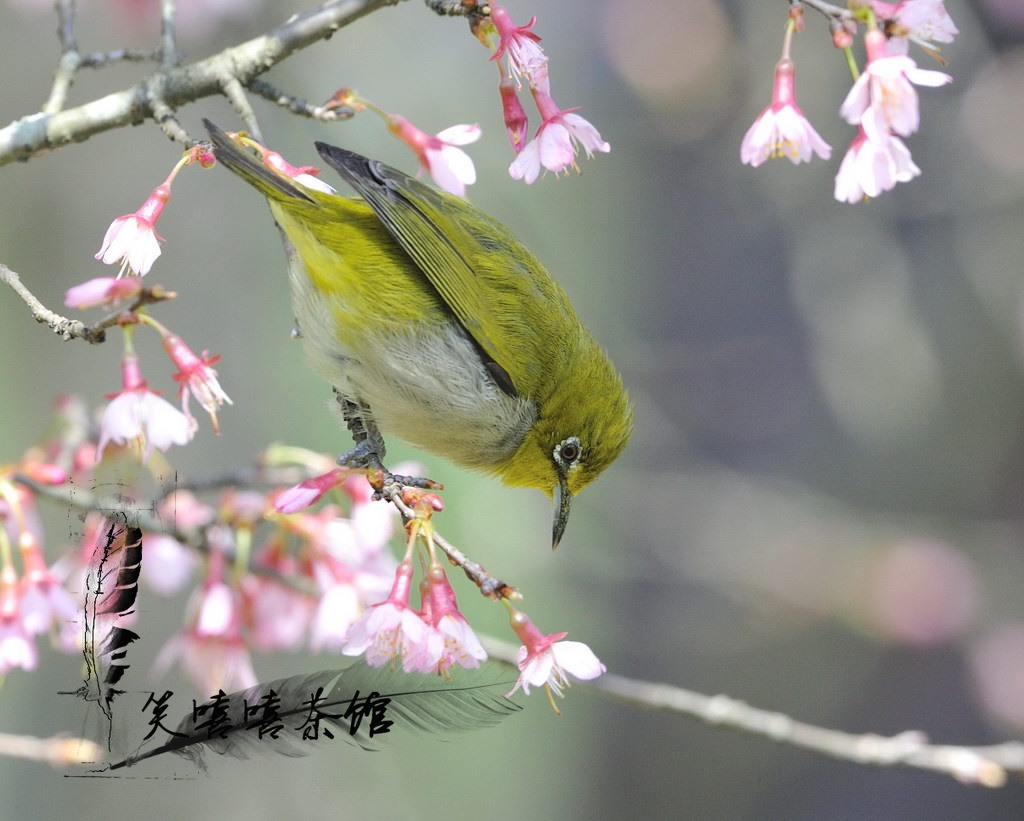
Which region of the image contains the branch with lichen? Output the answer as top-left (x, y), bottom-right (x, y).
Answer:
top-left (0, 0), bottom-right (485, 166)
top-left (482, 637), bottom-right (1024, 788)
top-left (0, 263), bottom-right (175, 344)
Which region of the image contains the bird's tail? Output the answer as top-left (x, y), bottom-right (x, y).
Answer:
top-left (203, 119), bottom-right (314, 204)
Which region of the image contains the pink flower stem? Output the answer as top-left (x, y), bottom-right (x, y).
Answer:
top-left (162, 147), bottom-right (202, 189)
top-left (388, 560), bottom-right (416, 604)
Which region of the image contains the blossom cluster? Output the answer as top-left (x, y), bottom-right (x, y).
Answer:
top-left (70, 147), bottom-right (230, 459)
top-left (148, 465), bottom-right (406, 693)
top-left (274, 465), bottom-right (604, 702)
top-left (0, 452), bottom-right (78, 676)
top-left (0, 419), bottom-right (402, 693)
top-left (740, 0), bottom-right (956, 202)
top-left (480, 2), bottom-right (610, 184)
top-left (0, 400), bottom-right (603, 703)
top-left (323, 2), bottom-right (616, 196)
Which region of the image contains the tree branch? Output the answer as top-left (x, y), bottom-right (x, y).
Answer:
top-left (14, 470), bottom-right (320, 595)
top-left (248, 78), bottom-right (355, 121)
top-left (481, 637), bottom-right (1024, 788)
top-left (0, 0), bottom-right (403, 165)
top-left (0, 263), bottom-right (103, 342)
top-left (1, 262), bottom-right (177, 343)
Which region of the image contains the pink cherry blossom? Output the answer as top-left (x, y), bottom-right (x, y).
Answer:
top-left (388, 115), bottom-right (481, 197)
top-left (741, 58), bottom-right (831, 167)
top-left (499, 76), bottom-right (530, 155)
top-left (834, 126), bottom-right (921, 203)
top-left (97, 391), bottom-right (195, 459)
top-left (49, 515), bottom-right (113, 633)
top-left (162, 332), bottom-right (232, 433)
top-left (155, 554), bottom-right (258, 694)
top-left (274, 468), bottom-right (348, 514)
top-left (17, 533), bottom-right (78, 637)
top-left (349, 498), bottom-right (396, 554)
top-left (488, 2), bottom-right (547, 88)
top-left (424, 567), bottom-right (486, 671)
top-left (0, 619), bottom-right (37, 675)
top-left (0, 568), bottom-right (38, 675)
top-left (343, 600), bottom-right (440, 671)
top-left (312, 533), bottom-right (396, 614)
top-left (874, 0), bottom-right (958, 53)
top-left (309, 583), bottom-right (362, 652)
top-left (510, 638), bottom-right (604, 698)
top-left (262, 149), bottom-right (336, 194)
top-left (245, 543), bottom-right (316, 651)
top-left (97, 353), bottom-right (195, 461)
top-left (154, 629), bottom-right (258, 695)
top-left (246, 577), bottom-right (316, 652)
top-left (505, 610), bottom-right (605, 698)
top-left (95, 184), bottom-right (169, 276)
top-left (157, 490), bottom-right (216, 529)
top-left (139, 533), bottom-right (198, 596)
top-left (434, 614), bottom-right (487, 670)
top-left (64, 276), bottom-right (143, 310)
top-left (840, 30), bottom-right (951, 139)
top-left (509, 75), bottom-right (610, 184)
top-left (342, 561), bottom-right (442, 672)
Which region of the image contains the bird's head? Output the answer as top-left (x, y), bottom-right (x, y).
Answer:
top-left (495, 343), bottom-right (633, 549)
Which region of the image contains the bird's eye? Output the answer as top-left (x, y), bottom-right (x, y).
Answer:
top-left (555, 436), bottom-right (582, 468)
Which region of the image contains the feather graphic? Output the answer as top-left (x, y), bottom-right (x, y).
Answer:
top-left (112, 659), bottom-right (521, 771)
top-left (76, 515), bottom-right (144, 751)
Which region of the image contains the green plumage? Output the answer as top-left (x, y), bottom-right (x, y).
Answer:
top-left (204, 120), bottom-right (632, 546)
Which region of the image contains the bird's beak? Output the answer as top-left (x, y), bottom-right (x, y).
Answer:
top-left (552, 477), bottom-right (573, 550)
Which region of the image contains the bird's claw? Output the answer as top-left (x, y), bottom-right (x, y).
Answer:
top-left (369, 470), bottom-right (444, 503)
top-left (337, 444), bottom-right (443, 502)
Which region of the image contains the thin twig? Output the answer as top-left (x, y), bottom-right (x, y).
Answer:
top-left (0, 263), bottom-right (102, 343)
top-left (434, 529), bottom-right (515, 599)
top-left (152, 463), bottom-right (317, 500)
top-left (80, 49), bottom-right (161, 68)
top-left (799, 0), bottom-right (853, 22)
top-left (373, 480), bottom-right (515, 600)
top-left (220, 76), bottom-right (263, 143)
top-left (159, 0), bottom-right (179, 70)
top-left (55, 0), bottom-right (78, 53)
top-left (15, 474), bottom-right (319, 596)
top-left (42, 0), bottom-right (81, 114)
top-left (482, 637), bottom-right (1023, 788)
top-left (248, 78), bottom-right (355, 121)
top-left (423, 0), bottom-right (485, 16)
top-left (148, 81), bottom-right (191, 146)
top-left (1, 262), bottom-right (177, 343)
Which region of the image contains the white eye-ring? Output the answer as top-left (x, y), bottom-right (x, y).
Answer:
top-left (554, 436), bottom-right (582, 468)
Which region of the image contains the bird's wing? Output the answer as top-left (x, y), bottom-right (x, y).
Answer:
top-left (315, 142), bottom-right (558, 399)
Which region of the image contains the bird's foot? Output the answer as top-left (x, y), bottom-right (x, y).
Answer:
top-left (337, 441), bottom-right (443, 502)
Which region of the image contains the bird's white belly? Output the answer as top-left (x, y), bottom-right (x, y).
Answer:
top-left (287, 255), bottom-right (536, 472)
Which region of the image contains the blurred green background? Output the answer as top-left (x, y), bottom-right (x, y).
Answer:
top-left (2, 0), bottom-right (1024, 818)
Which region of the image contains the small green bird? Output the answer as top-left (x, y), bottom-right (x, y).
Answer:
top-left (204, 120), bottom-right (632, 547)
